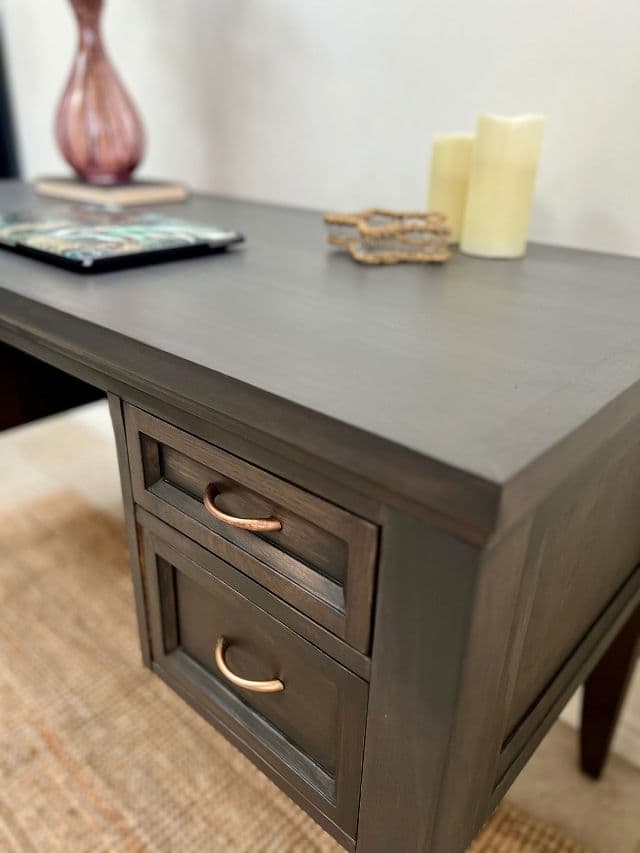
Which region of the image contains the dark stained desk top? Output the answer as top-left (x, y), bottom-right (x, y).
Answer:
top-left (2, 180), bottom-right (640, 535)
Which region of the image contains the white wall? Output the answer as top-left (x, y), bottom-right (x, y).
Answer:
top-left (3, 0), bottom-right (640, 256)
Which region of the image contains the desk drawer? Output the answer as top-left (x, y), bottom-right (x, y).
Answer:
top-left (141, 523), bottom-right (368, 838)
top-left (125, 404), bottom-right (378, 652)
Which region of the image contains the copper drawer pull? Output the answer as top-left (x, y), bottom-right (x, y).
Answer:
top-left (203, 484), bottom-right (282, 533)
top-left (214, 637), bottom-right (284, 693)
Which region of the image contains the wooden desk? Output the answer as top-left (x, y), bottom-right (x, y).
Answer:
top-left (1, 180), bottom-right (639, 851)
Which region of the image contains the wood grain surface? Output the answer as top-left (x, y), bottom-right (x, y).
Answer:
top-left (3, 181), bottom-right (640, 539)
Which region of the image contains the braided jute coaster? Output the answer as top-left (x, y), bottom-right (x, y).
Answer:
top-left (324, 207), bottom-right (451, 265)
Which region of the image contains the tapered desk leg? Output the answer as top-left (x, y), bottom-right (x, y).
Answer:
top-left (580, 601), bottom-right (640, 779)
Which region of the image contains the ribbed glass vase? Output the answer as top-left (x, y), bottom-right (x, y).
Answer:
top-left (55, 0), bottom-right (145, 185)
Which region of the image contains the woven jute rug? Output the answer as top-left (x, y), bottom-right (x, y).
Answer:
top-left (0, 490), bottom-right (587, 852)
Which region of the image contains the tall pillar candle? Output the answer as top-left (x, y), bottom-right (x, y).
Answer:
top-left (427, 133), bottom-right (474, 243)
top-left (460, 114), bottom-right (544, 258)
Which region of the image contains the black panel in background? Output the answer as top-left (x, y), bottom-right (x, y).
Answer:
top-left (0, 342), bottom-right (104, 430)
top-left (0, 22), bottom-right (19, 179)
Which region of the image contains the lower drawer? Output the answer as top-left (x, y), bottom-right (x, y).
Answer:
top-left (141, 521), bottom-right (368, 840)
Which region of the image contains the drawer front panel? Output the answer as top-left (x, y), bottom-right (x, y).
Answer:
top-left (125, 404), bottom-right (378, 652)
top-left (142, 525), bottom-right (368, 837)
top-left (162, 443), bottom-right (348, 585)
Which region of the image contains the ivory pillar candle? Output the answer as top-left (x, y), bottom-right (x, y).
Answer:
top-left (460, 114), bottom-right (544, 258)
top-left (427, 133), bottom-right (474, 243)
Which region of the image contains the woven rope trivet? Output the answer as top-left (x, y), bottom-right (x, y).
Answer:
top-left (324, 207), bottom-right (451, 264)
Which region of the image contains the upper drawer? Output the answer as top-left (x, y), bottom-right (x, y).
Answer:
top-left (124, 405), bottom-right (378, 653)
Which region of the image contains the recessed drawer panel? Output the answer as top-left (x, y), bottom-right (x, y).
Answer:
top-left (125, 404), bottom-right (378, 652)
top-left (141, 524), bottom-right (368, 838)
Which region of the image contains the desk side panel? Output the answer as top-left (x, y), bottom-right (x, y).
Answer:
top-left (505, 429), bottom-right (640, 736)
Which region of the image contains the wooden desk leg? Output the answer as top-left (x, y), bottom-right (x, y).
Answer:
top-left (357, 508), bottom-right (531, 852)
top-left (108, 392), bottom-right (152, 667)
top-left (580, 601), bottom-right (640, 779)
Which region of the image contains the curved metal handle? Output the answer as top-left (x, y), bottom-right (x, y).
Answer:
top-left (203, 483), bottom-right (282, 533)
top-left (214, 637), bottom-right (284, 693)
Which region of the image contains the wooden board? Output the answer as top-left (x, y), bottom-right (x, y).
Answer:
top-left (2, 181), bottom-right (640, 541)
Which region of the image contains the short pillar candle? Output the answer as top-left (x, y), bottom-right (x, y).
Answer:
top-left (460, 114), bottom-right (544, 258)
top-left (427, 133), bottom-right (474, 244)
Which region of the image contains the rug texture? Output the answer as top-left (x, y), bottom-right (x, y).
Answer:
top-left (0, 490), bottom-right (587, 852)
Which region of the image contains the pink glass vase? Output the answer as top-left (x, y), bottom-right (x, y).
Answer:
top-left (55, 0), bottom-right (145, 185)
